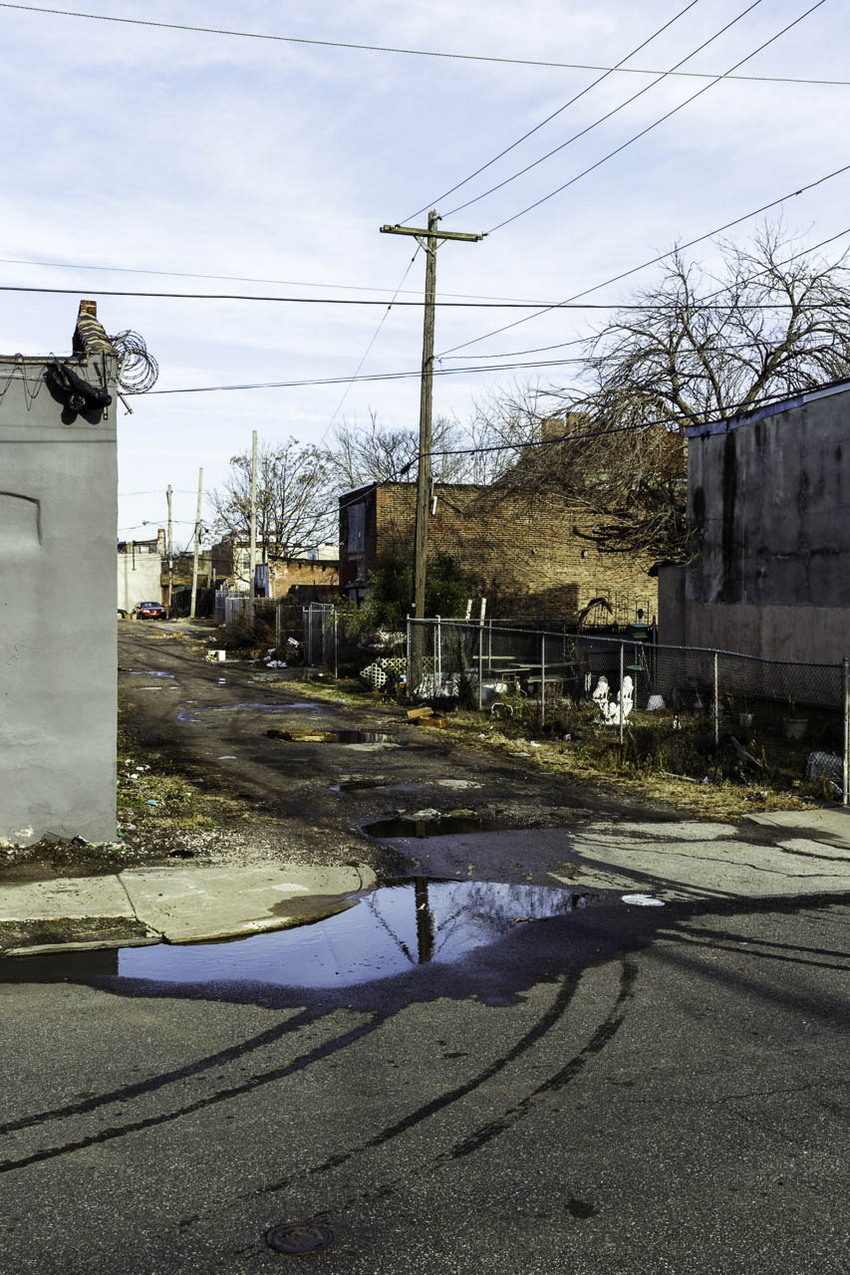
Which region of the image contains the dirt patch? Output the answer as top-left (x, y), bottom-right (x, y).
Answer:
top-left (0, 916), bottom-right (151, 955)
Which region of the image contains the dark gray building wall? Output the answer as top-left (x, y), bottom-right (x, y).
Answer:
top-left (0, 350), bottom-right (118, 845)
top-left (684, 385), bottom-right (850, 662)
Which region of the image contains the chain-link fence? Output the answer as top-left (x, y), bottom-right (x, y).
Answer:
top-left (407, 618), bottom-right (850, 803)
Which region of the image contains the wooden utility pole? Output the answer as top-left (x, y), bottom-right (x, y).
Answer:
top-left (248, 429), bottom-right (258, 616)
top-left (380, 212), bottom-right (484, 623)
top-left (189, 467), bottom-right (204, 620)
top-left (165, 484), bottom-right (174, 614)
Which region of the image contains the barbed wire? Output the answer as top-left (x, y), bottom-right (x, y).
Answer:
top-left (108, 330), bottom-right (159, 393)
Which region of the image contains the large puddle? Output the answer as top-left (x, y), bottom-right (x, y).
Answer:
top-left (3, 880), bottom-right (594, 989)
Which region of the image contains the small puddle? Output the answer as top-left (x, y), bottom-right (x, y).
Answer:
top-left (332, 776), bottom-right (390, 792)
top-left (123, 670), bottom-right (176, 679)
top-left (267, 729), bottom-right (395, 745)
top-left (178, 702), bottom-right (325, 723)
top-left (2, 881), bottom-right (594, 989)
top-left (364, 813), bottom-right (517, 839)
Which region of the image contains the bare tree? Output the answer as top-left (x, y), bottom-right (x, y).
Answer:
top-left (505, 225), bottom-right (850, 558)
top-left (329, 410), bottom-right (476, 489)
top-left (210, 438), bottom-right (335, 559)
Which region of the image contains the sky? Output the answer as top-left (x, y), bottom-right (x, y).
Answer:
top-left (1, 0), bottom-right (849, 550)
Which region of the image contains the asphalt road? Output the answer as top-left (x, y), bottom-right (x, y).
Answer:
top-left (1, 627), bottom-right (848, 1273)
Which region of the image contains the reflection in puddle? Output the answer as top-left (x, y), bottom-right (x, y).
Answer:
top-left (124, 670), bottom-right (176, 679)
top-left (116, 880), bottom-right (590, 988)
top-left (364, 814), bottom-right (516, 839)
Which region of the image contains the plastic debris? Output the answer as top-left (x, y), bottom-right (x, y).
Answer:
top-left (622, 893), bottom-right (665, 907)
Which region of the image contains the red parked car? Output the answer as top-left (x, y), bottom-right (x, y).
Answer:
top-left (134, 601), bottom-right (167, 620)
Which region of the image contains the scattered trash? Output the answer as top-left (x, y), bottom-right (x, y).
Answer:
top-left (217, 755), bottom-right (238, 760)
top-left (621, 893), bottom-right (665, 907)
top-left (144, 799), bottom-right (163, 807)
top-left (205, 650), bottom-right (226, 663)
top-left (646, 694), bottom-right (665, 711)
top-left (265, 660), bottom-right (287, 668)
top-left (70, 835), bottom-right (90, 847)
top-left (407, 706), bottom-right (434, 721)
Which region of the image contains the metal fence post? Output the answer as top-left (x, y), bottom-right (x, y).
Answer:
top-left (619, 641), bottom-right (625, 746)
top-left (714, 651), bottom-right (720, 748)
top-left (334, 611), bottom-right (339, 680)
top-left (478, 623), bottom-right (483, 711)
top-left (436, 615), bottom-right (442, 689)
top-left (540, 632), bottom-right (546, 723)
top-left (406, 615), bottom-right (412, 696)
top-left (843, 657), bottom-right (849, 808)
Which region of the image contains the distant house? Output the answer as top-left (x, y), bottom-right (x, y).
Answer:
top-left (1, 300), bottom-right (120, 844)
top-left (117, 529), bottom-right (164, 613)
top-left (211, 535), bottom-right (340, 602)
top-left (339, 480), bottom-right (656, 624)
top-left (659, 378), bottom-right (850, 663)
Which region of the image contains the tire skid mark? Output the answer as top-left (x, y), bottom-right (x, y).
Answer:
top-left (251, 967), bottom-right (584, 1200)
top-left (448, 956), bottom-right (637, 1161)
top-left (0, 1016), bottom-right (382, 1175)
top-left (0, 1007), bottom-right (319, 1137)
top-left (312, 956), bottom-right (639, 1224)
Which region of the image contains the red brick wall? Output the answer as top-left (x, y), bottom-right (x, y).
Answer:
top-left (341, 483), bottom-right (656, 622)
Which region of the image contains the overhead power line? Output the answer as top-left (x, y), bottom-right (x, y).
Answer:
top-left (424, 378), bottom-right (850, 461)
top-left (442, 224), bottom-right (850, 363)
top-left (440, 158), bottom-right (850, 356)
top-left (1, 3), bottom-right (847, 85)
top-left (402, 0), bottom-right (702, 222)
top-left (0, 282), bottom-right (826, 310)
top-left (484, 0), bottom-right (830, 233)
top-left (0, 254), bottom-right (540, 305)
top-left (444, 0), bottom-right (764, 221)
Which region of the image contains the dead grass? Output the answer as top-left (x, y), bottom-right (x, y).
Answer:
top-left (430, 711), bottom-right (814, 820)
top-left (117, 726), bottom-right (272, 834)
top-left (0, 916), bottom-right (151, 953)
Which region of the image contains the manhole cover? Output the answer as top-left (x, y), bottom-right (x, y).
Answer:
top-left (266, 1223), bottom-right (333, 1255)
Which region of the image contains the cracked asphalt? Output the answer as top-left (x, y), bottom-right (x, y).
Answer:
top-left (0, 625), bottom-right (848, 1273)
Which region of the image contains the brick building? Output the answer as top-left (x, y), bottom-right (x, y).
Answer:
top-left (339, 481), bottom-right (656, 623)
top-left (211, 536), bottom-right (340, 601)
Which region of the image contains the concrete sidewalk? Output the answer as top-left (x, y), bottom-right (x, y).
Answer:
top-left (549, 808), bottom-right (850, 901)
top-left (2, 808), bottom-right (849, 957)
top-left (0, 862), bottom-right (376, 954)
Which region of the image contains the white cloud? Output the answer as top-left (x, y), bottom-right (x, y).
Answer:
top-left (0, 0), bottom-right (847, 536)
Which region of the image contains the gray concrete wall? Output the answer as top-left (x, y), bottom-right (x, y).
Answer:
top-left (656, 563), bottom-right (686, 646)
top-left (686, 390), bottom-right (850, 662)
top-left (117, 552), bottom-right (162, 613)
top-left (0, 351), bottom-right (118, 844)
